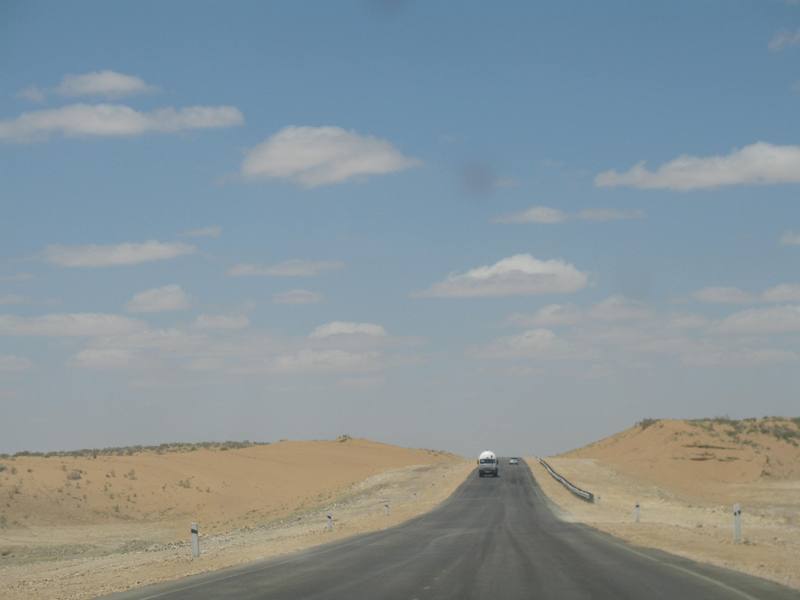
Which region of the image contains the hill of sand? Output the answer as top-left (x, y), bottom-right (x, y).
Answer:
top-left (0, 437), bottom-right (454, 534)
top-left (530, 417), bottom-right (800, 590)
top-left (0, 438), bottom-right (470, 599)
top-left (563, 417), bottom-right (800, 492)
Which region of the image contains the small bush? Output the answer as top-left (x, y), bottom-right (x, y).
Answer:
top-left (637, 418), bottom-right (659, 430)
top-left (66, 470), bottom-right (82, 481)
top-left (0, 464), bottom-right (6, 473)
top-left (177, 479), bottom-right (192, 489)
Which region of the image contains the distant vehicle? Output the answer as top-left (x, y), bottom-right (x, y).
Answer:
top-left (477, 450), bottom-right (499, 477)
top-left (508, 458), bottom-right (519, 465)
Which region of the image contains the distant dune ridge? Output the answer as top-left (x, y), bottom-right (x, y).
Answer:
top-left (0, 437), bottom-right (456, 532)
top-left (561, 417), bottom-right (800, 489)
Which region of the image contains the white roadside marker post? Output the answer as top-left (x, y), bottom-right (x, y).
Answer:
top-left (384, 502), bottom-right (390, 516)
top-left (733, 504), bottom-right (742, 544)
top-left (326, 513), bottom-right (333, 531)
top-left (191, 522), bottom-right (200, 558)
top-left (634, 502), bottom-right (640, 523)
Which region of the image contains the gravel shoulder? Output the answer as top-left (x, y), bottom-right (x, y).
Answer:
top-left (0, 460), bottom-right (472, 599)
top-left (528, 457), bottom-right (800, 591)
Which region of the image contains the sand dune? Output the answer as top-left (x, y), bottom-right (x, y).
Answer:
top-left (0, 437), bottom-right (469, 599)
top-left (531, 417), bottom-right (800, 590)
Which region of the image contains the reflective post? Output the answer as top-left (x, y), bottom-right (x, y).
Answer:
top-left (733, 504), bottom-right (742, 544)
top-left (191, 522), bottom-right (200, 558)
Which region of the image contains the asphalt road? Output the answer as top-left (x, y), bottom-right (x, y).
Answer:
top-left (101, 461), bottom-right (798, 600)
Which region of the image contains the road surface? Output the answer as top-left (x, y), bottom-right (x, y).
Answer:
top-left (101, 460), bottom-right (797, 599)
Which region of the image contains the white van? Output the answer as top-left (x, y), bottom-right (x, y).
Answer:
top-left (477, 450), bottom-right (499, 477)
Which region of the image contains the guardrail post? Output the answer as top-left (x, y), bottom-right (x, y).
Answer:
top-left (191, 522), bottom-right (200, 558)
top-left (634, 503), bottom-right (640, 523)
top-left (733, 504), bottom-right (742, 544)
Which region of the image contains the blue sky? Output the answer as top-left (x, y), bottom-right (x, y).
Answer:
top-left (2, 1), bottom-right (800, 456)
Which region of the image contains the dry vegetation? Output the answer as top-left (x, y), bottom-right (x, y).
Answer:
top-left (530, 417), bottom-right (800, 590)
top-left (0, 437), bottom-right (468, 599)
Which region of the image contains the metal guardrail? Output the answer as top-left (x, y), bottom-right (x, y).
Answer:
top-left (538, 458), bottom-right (594, 503)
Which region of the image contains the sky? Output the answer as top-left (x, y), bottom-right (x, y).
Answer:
top-left (2, 1), bottom-right (800, 457)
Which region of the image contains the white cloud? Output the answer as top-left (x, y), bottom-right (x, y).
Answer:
top-left (491, 298), bottom-right (799, 370)
top-left (125, 285), bottom-right (190, 313)
top-left (762, 284), bottom-right (800, 303)
top-left (228, 260), bottom-right (343, 277)
top-left (595, 142), bottom-right (800, 190)
top-left (493, 206), bottom-right (643, 224)
top-left (477, 328), bottom-right (573, 359)
top-left (692, 283), bottom-right (800, 304)
top-left (273, 290), bottom-right (323, 305)
top-left (193, 314), bottom-right (249, 330)
top-left (493, 206), bottom-right (567, 224)
top-left (56, 70), bottom-right (156, 98)
top-left (693, 286), bottom-right (755, 305)
top-left (0, 273), bottom-right (33, 282)
top-left (717, 305), bottom-right (800, 334)
top-left (507, 296), bottom-right (648, 328)
top-left (271, 349), bottom-right (379, 374)
top-left (0, 104), bottom-right (243, 142)
top-left (419, 254), bottom-right (588, 298)
top-left (309, 321), bottom-right (387, 338)
top-left (181, 226), bottom-right (221, 238)
top-left (337, 376), bottom-right (384, 388)
top-left (0, 294), bottom-right (26, 306)
top-left (507, 304), bottom-right (581, 327)
top-left (780, 231), bottom-right (800, 246)
top-left (588, 296), bottom-right (652, 321)
top-left (0, 355), bottom-right (32, 372)
top-left (769, 29), bottom-right (800, 51)
top-left (44, 240), bottom-right (195, 267)
top-left (683, 347), bottom-right (799, 367)
top-left (0, 313), bottom-right (145, 336)
top-left (576, 208), bottom-right (645, 222)
top-left (241, 126), bottom-right (420, 187)
top-left (73, 348), bottom-right (134, 369)
top-left (17, 86), bottom-right (45, 103)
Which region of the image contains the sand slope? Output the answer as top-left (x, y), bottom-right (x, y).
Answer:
top-left (0, 438), bottom-right (454, 535)
top-left (563, 417), bottom-right (800, 491)
top-left (0, 438), bottom-right (470, 599)
top-left (531, 417), bottom-right (800, 590)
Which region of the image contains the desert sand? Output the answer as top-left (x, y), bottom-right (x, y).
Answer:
top-left (0, 438), bottom-right (471, 599)
top-left (529, 417), bottom-right (800, 590)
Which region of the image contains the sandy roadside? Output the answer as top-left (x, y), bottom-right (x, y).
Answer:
top-left (528, 457), bottom-right (800, 591)
top-left (1, 459), bottom-right (472, 599)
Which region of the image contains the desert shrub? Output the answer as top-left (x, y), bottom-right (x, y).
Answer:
top-left (124, 469), bottom-right (136, 480)
top-left (0, 464), bottom-right (6, 473)
top-left (637, 418), bottom-right (659, 430)
top-left (66, 470), bottom-right (82, 481)
top-left (177, 479), bottom-right (192, 489)
top-left (337, 434), bottom-right (352, 442)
